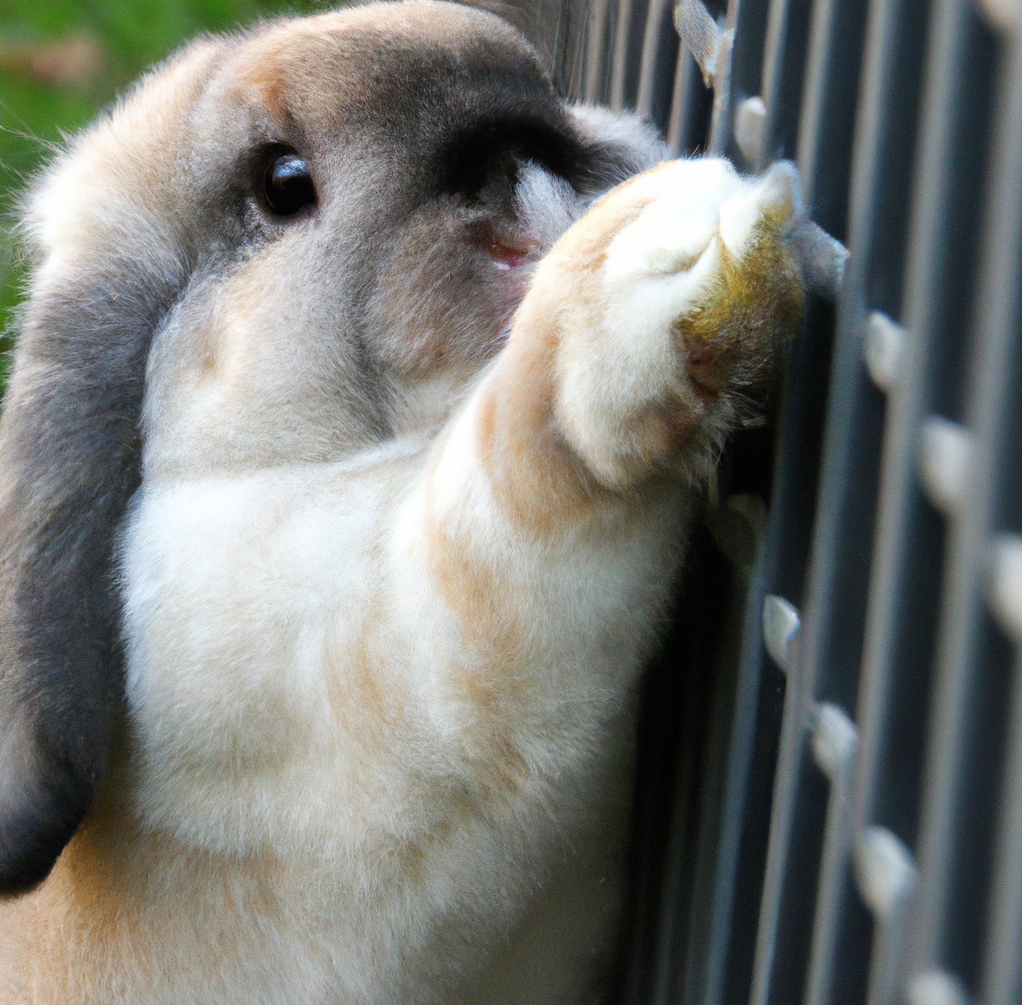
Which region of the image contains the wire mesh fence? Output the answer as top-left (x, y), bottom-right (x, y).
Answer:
top-left (541, 0), bottom-right (1022, 1002)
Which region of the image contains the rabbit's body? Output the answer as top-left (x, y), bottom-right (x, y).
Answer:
top-left (0, 3), bottom-right (804, 1001)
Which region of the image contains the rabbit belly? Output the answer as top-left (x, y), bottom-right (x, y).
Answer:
top-left (107, 441), bottom-right (685, 1002)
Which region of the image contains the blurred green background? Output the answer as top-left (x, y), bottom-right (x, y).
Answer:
top-left (0, 0), bottom-right (330, 381)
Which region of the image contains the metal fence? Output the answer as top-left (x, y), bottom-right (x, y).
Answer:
top-left (537, 0), bottom-right (1022, 1002)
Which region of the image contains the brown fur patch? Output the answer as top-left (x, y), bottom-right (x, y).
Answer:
top-left (677, 208), bottom-right (804, 395)
top-left (474, 334), bottom-right (620, 534)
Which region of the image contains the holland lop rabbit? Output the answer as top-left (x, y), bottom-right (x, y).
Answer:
top-left (0, 2), bottom-right (805, 1001)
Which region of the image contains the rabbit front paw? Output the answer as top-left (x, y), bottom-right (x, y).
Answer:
top-left (542, 158), bottom-right (805, 489)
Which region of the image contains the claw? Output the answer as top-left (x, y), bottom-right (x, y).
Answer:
top-left (786, 220), bottom-right (849, 299)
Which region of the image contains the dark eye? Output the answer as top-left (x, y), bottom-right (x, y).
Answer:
top-left (263, 152), bottom-right (316, 217)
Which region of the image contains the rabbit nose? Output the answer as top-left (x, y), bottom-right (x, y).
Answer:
top-left (470, 221), bottom-right (540, 269)
top-left (487, 236), bottom-right (540, 269)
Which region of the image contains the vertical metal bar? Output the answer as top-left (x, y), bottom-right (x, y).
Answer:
top-left (585, 0), bottom-right (614, 104)
top-left (742, 50), bottom-right (826, 1005)
top-left (706, 6), bottom-right (736, 155)
top-left (796, 0), bottom-right (926, 994)
top-left (727, 222), bottom-right (841, 1005)
top-left (636, 0), bottom-right (672, 116)
top-left (794, 0), bottom-right (838, 205)
top-left (850, 1), bottom-right (996, 1001)
top-left (675, 0), bottom-right (800, 965)
top-left (853, 0), bottom-right (969, 843)
top-left (666, 42), bottom-right (704, 155)
top-left (802, 705), bottom-right (858, 1005)
top-left (723, 0), bottom-right (773, 167)
top-left (684, 565), bottom-right (772, 1005)
top-left (609, 0), bottom-right (636, 109)
top-left (740, 0), bottom-right (873, 984)
top-left (794, 0), bottom-right (869, 240)
top-left (856, 827), bottom-right (919, 1005)
top-left (897, 3), bottom-right (1001, 991)
top-left (759, 0), bottom-right (795, 164)
top-left (747, 618), bottom-right (812, 1005)
top-left (646, 688), bottom-right (705, 1005)
top-left (757, 0), bottom-right (813, 168)
top-left (983, 504), bottom-right (1022, 1005)
top-left (552, 0), bottom-right (587, 104)
top-left (951, 30), bottom-right (1022, 1005)
top-left (983, 627), bottom-right (1022, 1005)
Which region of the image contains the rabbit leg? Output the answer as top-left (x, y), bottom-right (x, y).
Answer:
top-left (426, 157), bottom-right (804, 543)
top-left (399, 157), bottom-right (805, 1004)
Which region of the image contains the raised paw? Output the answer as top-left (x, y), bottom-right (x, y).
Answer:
top-left (535, 158), bottom-right (805, 489)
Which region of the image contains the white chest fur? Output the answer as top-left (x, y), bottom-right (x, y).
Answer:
top-left (116, 432), bottom-right (688, 1001)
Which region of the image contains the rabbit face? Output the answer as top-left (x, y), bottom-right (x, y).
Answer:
top-left (130, 4), bottom-right (660, 481)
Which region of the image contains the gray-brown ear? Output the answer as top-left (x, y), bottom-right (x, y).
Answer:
top-left (0, 40), bottom-right (221, 895)
top-left (0, 263), bottom-right (186, 894)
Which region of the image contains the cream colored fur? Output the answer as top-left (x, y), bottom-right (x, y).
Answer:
top-left (0, 6), bottom-right (804, 1001)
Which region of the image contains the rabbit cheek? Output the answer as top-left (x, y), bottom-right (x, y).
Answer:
top-left (365, 221), bottom-right (518, 383)
top-left (141, 255), bottom-right (388, 477)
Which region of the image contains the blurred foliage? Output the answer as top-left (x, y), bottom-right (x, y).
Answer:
top-left (0, 0), bottom-right (330, 383)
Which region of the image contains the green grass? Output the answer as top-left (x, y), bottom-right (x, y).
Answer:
top-left (0, 0), bottom-right (330, 382)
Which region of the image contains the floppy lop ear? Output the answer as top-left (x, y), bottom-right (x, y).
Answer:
top-left (0, 39), bottom-right (224, 894)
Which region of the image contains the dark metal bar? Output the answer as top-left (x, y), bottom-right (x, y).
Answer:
top-left (706, 7), bottom-right (736, 155)
top-left (794, 0), bottom-right (868, 240)
top-left (739, 280), bottom-right (844, 1005)
top-left (666, 41), bottom-right (713, 155)
top-left (745, 292), bottom-right (841, 1005)
top-left (984, 593), bottom-right (1022, 1005)
top-left (757, 0), bottom-right (814, 169)
top-left (680, 572), bottom-right (783, 1005)
top-left (795, 0), bottom-right (837, 203)
top-left (584, 0), bottom-right (615, 105)
top-left (723, 0), bottom-right (772, 168)
top-left (745, 600), bottom-right (813, 1005)
top-left (610, 0), bottom-right (637, 108)
top-left (654, 567), bottom-right (758, 1005)
top-left (855, 826), bottom-right (919, 1005)
top-left (735, 0), bottom-right (878, 987)
top-left (758, 0), bottom-right (794, 166)
top-left (852, 0), bottom-right (970, 851)
top-left (802, 704), bottom-right (859, 1005)
top-left (636, 0), bottom-right (672, 116)
top-left (777, 0), bottom-right (877, 992)
top-left (940, 27), bottom-right (1022, 1005)
top-left (983, 652), bottom-right (1022, 1004)
top-left (895, 4), bottom-right (1002, 994)
top-left (793, 0), bottom-right (932, 994)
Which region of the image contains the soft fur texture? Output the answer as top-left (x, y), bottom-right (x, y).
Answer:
top-left (0, 3), bottom-right (804, 1002)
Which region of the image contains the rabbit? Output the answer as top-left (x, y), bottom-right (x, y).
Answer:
top-left (0, 2), bottom-right (806, 1002)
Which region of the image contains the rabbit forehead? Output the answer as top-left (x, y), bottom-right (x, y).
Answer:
top-left (237, 1), bottom-right (534, 75)
top-left (201, 1), bottom-right (559, 150)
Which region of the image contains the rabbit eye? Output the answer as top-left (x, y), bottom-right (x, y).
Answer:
top-left (263, 153), bottom-right (316, 217)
